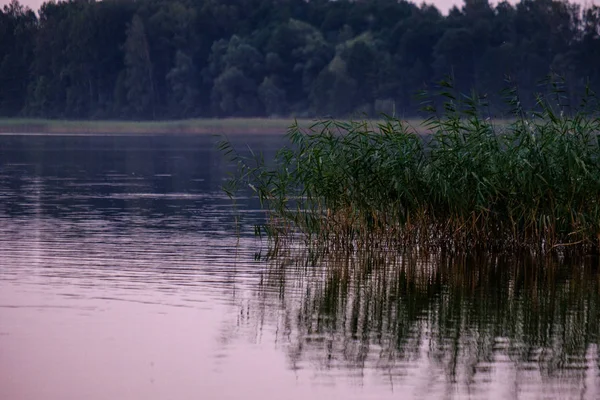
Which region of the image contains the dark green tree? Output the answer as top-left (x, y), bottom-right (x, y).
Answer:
top-left (123, 14), bottom-right (155, 119)
top-left (0, 0), bottom-right (36, 116)
top-left (0, 0), bottom-right (597, 119)
top-left (167, 50), bottom-right (200, 118)
top-left (265, 19), bottom-right (334, 112)
top-left (211, 66), bottom-right (260, 116)
top-left (258, 76), bottom-right (287, 116)
top-left (205, 35), bottom-right (265, 116)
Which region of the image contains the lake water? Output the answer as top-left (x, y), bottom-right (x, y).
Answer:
top-left (0, 134), bottom-right (599, 400)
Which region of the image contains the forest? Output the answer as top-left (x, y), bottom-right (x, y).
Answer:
top-left (1, 0), bottom-right (600, 120)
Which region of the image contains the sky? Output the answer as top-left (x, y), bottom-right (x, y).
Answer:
top-left (0, 0), bottom-right (598, 16)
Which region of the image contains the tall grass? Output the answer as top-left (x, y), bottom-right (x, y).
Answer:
top-left (220, 80), bottom-right (600, 253)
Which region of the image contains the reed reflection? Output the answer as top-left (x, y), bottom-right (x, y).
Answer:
top-left (247, 249), bottom-right (600, 397)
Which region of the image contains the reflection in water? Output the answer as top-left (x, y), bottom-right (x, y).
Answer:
top-left (246, 249), bottom-right (600, 398)
top-left (1, 134), bottom-right (599, 399)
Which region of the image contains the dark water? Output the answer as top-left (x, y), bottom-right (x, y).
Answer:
top-left (0, 134), bottom-right (599, 400)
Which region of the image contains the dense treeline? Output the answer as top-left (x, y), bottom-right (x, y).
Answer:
top-left (1, 0), bottom-right (600, 119)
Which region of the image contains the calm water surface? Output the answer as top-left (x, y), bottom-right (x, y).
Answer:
top-left (0, 134), bottom-right (599, 400)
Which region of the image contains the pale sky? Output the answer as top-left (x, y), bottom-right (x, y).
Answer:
top-left (0, 0), bottom-right (598, 16)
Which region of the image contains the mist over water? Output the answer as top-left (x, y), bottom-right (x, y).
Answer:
top-left (0, 134), bottom-right (598, 400)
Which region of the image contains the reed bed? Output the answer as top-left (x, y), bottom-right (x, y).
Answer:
top-left (221, 83), bottom-right (600, 253)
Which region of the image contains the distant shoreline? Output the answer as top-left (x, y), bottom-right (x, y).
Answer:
top-left (0, 118), bottom-right (304, 135)
top-left (0, 117), bottom-right (434, 136)
top-left (0, 118), bottom-right (521, 137)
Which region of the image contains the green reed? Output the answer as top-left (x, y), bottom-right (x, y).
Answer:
top-left (220, 80), bottom-right (600, 253)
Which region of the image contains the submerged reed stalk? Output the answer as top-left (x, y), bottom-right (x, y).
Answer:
top-left (220, 81), bottom-right (600, 254)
